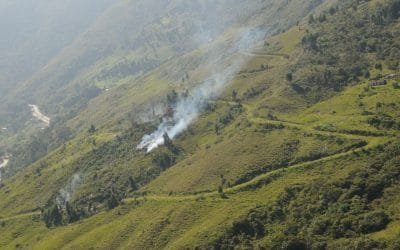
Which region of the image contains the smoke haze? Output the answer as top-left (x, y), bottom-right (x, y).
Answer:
top-left (137, 28), bottom-right (266, 152)
top-left (56, 174), bottom-right (82, 206)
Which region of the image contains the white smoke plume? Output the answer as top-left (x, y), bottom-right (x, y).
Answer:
top-left (137, 28), bottom-right (266, 152)
top-left (0, 154), bottom-right (11, 182)
top-left (56, 173), bottom-right (82, 206)
top-left (135, 102), bottom-right (166, 123)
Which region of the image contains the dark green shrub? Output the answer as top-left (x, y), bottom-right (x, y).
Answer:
top-left (358, 211), bottom-right (390, 234)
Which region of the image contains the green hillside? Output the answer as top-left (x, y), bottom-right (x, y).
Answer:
top-left (0, 0), bottom-right (328, 179)
top-left (1, 0), bottom-right (400, 249)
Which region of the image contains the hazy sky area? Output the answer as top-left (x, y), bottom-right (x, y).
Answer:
top-left (0, 0), bottom-right (114, 96)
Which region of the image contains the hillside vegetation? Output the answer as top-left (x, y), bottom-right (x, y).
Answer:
top-left (0, 0), bottom-right (327, 179)
top-left (1, 0), bottom-right (400, 249)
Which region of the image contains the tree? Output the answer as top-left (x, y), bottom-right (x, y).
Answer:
top-left (43, 205), bottom-right (62, 227)
top-left (301, 33), bottom-right (319, 51)
top-left (128, 176), bottom-right (138, 191)
top-left (167, 90), bottom-right (178, 106)
top-left (308, 14), bottom-right (315, 24)
top-left (318, 14), bottom-right (327, 22)
top-left (218, 185), bottom-right (227, 198)
top-left (329, 6), bottom-right (337, 15)
top-left (375, 63), bottom-right (383, 71)
top-left (215, 123), bottom-right (220, 135)
top-left (66, 202), bottom-right (80, 223)
top-left (106, 193), bottom-right (120, 210)
top-left (218, 185), bottom-right (224, 194)
top-left (152, 150), bottom-right (176, 169)
top-left (232, 90), bottom-right (238, 101)
top-left (163, 132), bottom-right (174, 150)
top-left (286, 72), bottom-right (293, 82)
top-left (358, 211), bottom-right (390, 233)
top-left (281, 237), bottom-right (308, 250)
top-left (386, 0), bottom-right (400, 20)
top-left (88, 124), bottom-right (96, 134)
top-left (261, 64), bottom-right (267, 70)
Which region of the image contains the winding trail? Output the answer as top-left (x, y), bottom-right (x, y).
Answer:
top-left (0, 100), bottom-right (391, 222)
top-left (1, 132), bottom-right (387, 223)
top-left (126, 101), bottom-right (389, 201)
top-left (0, 211), bottom-right (40, 222)
top-left (130, 135), bottom-right (387, 202)
top-left (29, 104), bottom-right (50, 126)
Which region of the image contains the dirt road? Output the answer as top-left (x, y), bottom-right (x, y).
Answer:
top-left (29, 104), bottom-right (50, 126)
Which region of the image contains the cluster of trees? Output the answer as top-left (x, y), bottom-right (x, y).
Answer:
top-left (37, 124), bottom-right (165, 225)
top-left (152, 148), bottom-right (177, 170)
top-left (308, 5), bottom-right (338, 25)
top-left (242, 86), bottom-right (267, 100)
top-left (214, 104), bottom-right (244, 135)
top-left (368, 114), bottom-right (400, 130)
top-left (166, 90), bottom-right (179, 107)
top-left (213, 141), bottom-right (400, 249)
top-left (105, 189), bottom-right (123, 210)
top-left (371, 0), bottom-right (400, 25)
top-left (165, 89), bottom-right (190, 118)
top-left (366, 101), bottom-right (400, 130)
top-left (301, 33), bottom-right (319, 51)
top-left (42, 202), bottom-right (85, 228)
top-left (151, 133), bottom-right (180, 170)
top-left (42, 173), bottom-right (134, 227)
top-left (94, 57), bottom-right (160, 82)
top-left (258, 123), bottom-right (285, 132)
top-left (292, 0), bottom-right (400, 99)
top-left (4, 124), bottom-right (73, 179)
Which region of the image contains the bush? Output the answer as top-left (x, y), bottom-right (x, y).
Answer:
top-left (106, 193), bottom-right (121, 210)
top-left (302, 33), bottom-right (319, 51)
top-left (281, 237), bottom-right (308, 250)
top-left (212, 142), bottom-right (400, 247)
top-left (42, 205), bottom-right (63, 228)
top-left (152, 149), bottom-right (176, 170)
top-left (231, 218), bottom-right (264, 238)
top-left (358, 211), bottom-right (390, 234)
top-left (286, 72), bottom-right (293, 82)
top-left (333, 237), bottom-right (385, 250)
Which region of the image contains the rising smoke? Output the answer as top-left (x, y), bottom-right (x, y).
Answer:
top-left (56, 173), bottom-right (82, 206)
top-left (137, 28), bottom-right (266, 152)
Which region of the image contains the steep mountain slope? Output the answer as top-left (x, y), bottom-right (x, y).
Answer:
top-left (0, 0), bottom-right (327, 180)
top-left (0, 0), bottom-right (114, 148)
top-left (0, 0), bottom-right (329, 193)
top-left (1, 0), bottom-right (400, 249)
top-left (0, 0), bottom-right (114, 95)
top-left (0, 0), bottom-right (327, 178)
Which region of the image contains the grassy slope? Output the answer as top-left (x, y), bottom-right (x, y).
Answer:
top-left (1, 143), bottom-right (395, 249)
top-left (0, 16), bottom-right (357, 217)
top-left (0, 0), bottom-right (328, 178)
top-left (1, 0), bottom-right (400, 249)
